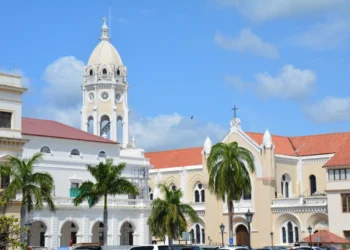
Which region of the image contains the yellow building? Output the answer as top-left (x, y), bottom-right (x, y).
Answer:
top-left (146, 117), bottom-right (350, 248)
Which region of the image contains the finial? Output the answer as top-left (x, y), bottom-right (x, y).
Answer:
top-left (100, 17), bottom-right (110, 41)
top-left (203, 136), bottom-right (212, 154)
top-left (102, 132), bottom-right (107, 139)
top-left (232, 105), bottom-right (238, 118)
top-left (262, 129), bottom-right (273, 149)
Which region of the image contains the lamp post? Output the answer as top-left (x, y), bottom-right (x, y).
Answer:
top-left (307, 225), bottom-right (312, 247)
top-left (270, 232), bottom-right (274, 247)
top-left (245, 209), bottom-right (254, 250)
top-left (220, 223), bottom-right (225, 247)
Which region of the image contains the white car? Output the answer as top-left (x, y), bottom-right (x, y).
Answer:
top-left (219, 246), bottom-right (249, 250)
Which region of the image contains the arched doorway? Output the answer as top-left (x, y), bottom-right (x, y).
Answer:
top-left (236, 225), bottom-right (249, 246)
top-left (29, 221), bottom-right (47, 247)
top-left (120, 222), bottom-right (134, 245)
top-left (61, 221), bottom-right (79, 247)
top-left (91, 222), bottom-right (104, 245)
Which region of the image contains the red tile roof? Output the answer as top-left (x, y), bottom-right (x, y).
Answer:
top-left (146, 131), bottom-right (350, 169)
top-left (302, 230), bottom-right (350, 244)
top-left (22, 117), bottom-right (117, 144)
top-left (145, 147), bottom-right (203, 169)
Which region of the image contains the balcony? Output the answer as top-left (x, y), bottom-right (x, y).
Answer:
top-left (271, 196), bottom-right (327, 213)
top-left (189, 202), bottom-right (205, 211)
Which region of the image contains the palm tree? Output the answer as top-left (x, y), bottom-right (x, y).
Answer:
top-left (0, 153), bottom-right (56, 243)
top-left (147, 183), bottom-right (199, 244)
top-left (207, 142), bottom-right (255, 242)
top-left (73, 159), bottom-right (138, 250)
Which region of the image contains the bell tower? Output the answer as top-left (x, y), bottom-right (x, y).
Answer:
top-left (81, 18), bottom-right (130, 147)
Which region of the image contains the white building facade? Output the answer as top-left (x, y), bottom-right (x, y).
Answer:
top-left (0, 18), bottom-right (151, 249)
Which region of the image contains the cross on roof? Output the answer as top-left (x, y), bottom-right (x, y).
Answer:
top-left (232, 105), bottom-right (238, 118)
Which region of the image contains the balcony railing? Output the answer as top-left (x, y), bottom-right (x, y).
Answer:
top-left (271, 196), bottom-right (327, 207)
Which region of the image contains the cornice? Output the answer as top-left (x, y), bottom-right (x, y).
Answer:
top-left (272, 207), bottom-right (327, 214)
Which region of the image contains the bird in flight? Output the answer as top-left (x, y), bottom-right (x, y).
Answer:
top-left (191, 116), bottom-right (193, 119)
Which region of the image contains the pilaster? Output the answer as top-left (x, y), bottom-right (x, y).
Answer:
top-left (51, 216), bottom-right (59, 248)
top-left (82, 216), bottom-right (90, 242)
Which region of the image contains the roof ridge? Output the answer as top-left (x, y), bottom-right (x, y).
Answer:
top-left (22, 117), bottom-right (118, 144)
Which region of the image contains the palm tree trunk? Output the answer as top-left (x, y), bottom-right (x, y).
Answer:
top-left (227, 199), bottom-right (234, 243)
top-left (20, 204), bottom-right (26, 244)
top-left (103, 195), bottom-right (108, 250)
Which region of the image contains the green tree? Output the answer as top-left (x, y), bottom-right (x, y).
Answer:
top-left (147, 183), bottom-right (199, 244)
top-left (73, 159), bottom-right (138, 250)
top-left (0, 153), bottom-right (56, 243)
top-left (207, 142), bottom-right (255, 241)
top-left (0, 214), bottom-right (25, 249)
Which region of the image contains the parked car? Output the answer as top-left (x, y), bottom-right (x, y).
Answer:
top-left (129, 245), bottom-right (172, 250)
top-left (219, 246), bottom-right (248, 250)
top-left (201, 245), bottom-right (220, 250)
top-left (74, 246), bottom-right (102, 250)
top-left (28, 247), bottom-right (48, 250)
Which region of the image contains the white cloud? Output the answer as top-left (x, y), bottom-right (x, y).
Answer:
top-left (255, 65), bottom-right (316, 100)
top-left (214, 29), bottom-right (279, 59)
top-left (304, 97), bottom-right (350, 123)
top-left (35, 105), bottom-right (81, 128)
top-left (224, 75), bottom-right (246, 90)
top-left (130, 112), bottom-right (227, 151)
top-left (288, 17), bottom-right (350, 50)
top-left (42, 56), bottom-right (84, 107)
top-left (217, 0), bottom-right (349, 22)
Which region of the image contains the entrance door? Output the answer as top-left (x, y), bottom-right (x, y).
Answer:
top-left (236, 225), bottom-right (249, 246)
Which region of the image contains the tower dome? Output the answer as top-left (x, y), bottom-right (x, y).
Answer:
top-left (87, 18), bottom-right (123, 74)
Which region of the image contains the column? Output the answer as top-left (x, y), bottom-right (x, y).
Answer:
top-left (111, 109), bottom-right (117, 142)
top-left (180, 169), bottom-right (187, 202)
top-left (82, 217), bottom-right (90, 243)
top-left (122, 110), bottom-right (130, 147)
top-left (51, 216), bottom-right (59, 249)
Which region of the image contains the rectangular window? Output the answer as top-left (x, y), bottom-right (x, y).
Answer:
top-left (341, 169), bottom-right (346, 180)
top-left (347, 169), bottom-right (350, 179)
top-left (70, 183), bottom-right (79, 198)
top-left (344, 231), bottom-right (350, 241)
top-left (329, 170), bottom-right (334, 181)
top-left (0, 112), bottom-right (12, 128)
top-left (71, 183), bottom-right (79, 188)
top-left (341, 194), bottom-right (350, 213)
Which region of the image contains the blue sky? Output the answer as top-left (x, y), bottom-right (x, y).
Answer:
top-left (1, 0), bottom-right (350, 151)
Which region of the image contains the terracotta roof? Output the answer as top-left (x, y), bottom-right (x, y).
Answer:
top-left (22, 117), bottom-right (117, 144)
top-left (246, 132), bottom-right (297, 156)
top-left (146, 131), bottom-right (350, 169)
top-left (145, 147), bottom-right (202, 169)
top-left (302, 230), bottom-right (350, 244)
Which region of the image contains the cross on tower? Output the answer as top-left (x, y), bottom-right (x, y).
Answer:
top-left (232, 105), bottom-right (238, 118)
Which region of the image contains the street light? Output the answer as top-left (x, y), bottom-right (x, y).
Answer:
top-left (219, 223), bottom-right (225, 246)
top-left (245, 210), bottom-right (254, 250)
top-left (270, 232), bottom-right (274, 247)
top-left (307, 225), bottom-right (312, 247)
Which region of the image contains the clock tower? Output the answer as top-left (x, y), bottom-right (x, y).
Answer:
top-left (81, 18), bottom-right (130, 147)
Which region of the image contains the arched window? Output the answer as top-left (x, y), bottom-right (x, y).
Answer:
top-left (171, 185), bottom-right (177, 191)
top-left (194, 183), bottom-right (205, 202)
top-left (102, 68), bottom-right (107, 74)
top-left (196, 224), bottom-right (200, 244)
top-left (243, 187), bottom-right (252, 200)
top-left (190, 229), bottom-right (195, 244)
top-left (0, 175), bottom-right (10, 189)
top-left (70, 149), bottom-right (80, 156)
top-left (281, 174), bottom-right (291, 198)
top-left (281, 221), bottom-right (299, 244)
top-left (282, 227), bottom-right (286, 243)
top-left (310, 175), bottom-right (317, 195)
top-left (194, 190), bottom-right (200, 202)
top-left (40, 146), bottom-right (51, 153)
top-left (89, 69), bottom-right (94, 76)
top-left (149, 188), bottom-right (153, 201)
top-left (201, 228), bottom-right (205, 244)
top-left (98, 151), bottom-right (107, 158)
top-left (87, 116), bottom-right (94, 134)
top-left (117, 69), bottom-right (120, 75)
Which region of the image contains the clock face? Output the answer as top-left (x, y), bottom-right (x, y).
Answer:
top-left (89, 92), bottom-right (94, 101)
top-left (116, 93), bottom-right (121, 102)
top-left (101, 91), bottom-right (109, 100)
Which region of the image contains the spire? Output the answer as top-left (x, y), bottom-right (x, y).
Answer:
top-left (100, 17), bottom-right (110, 41)
top-left (262, 129), bottom-right (273, 149)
